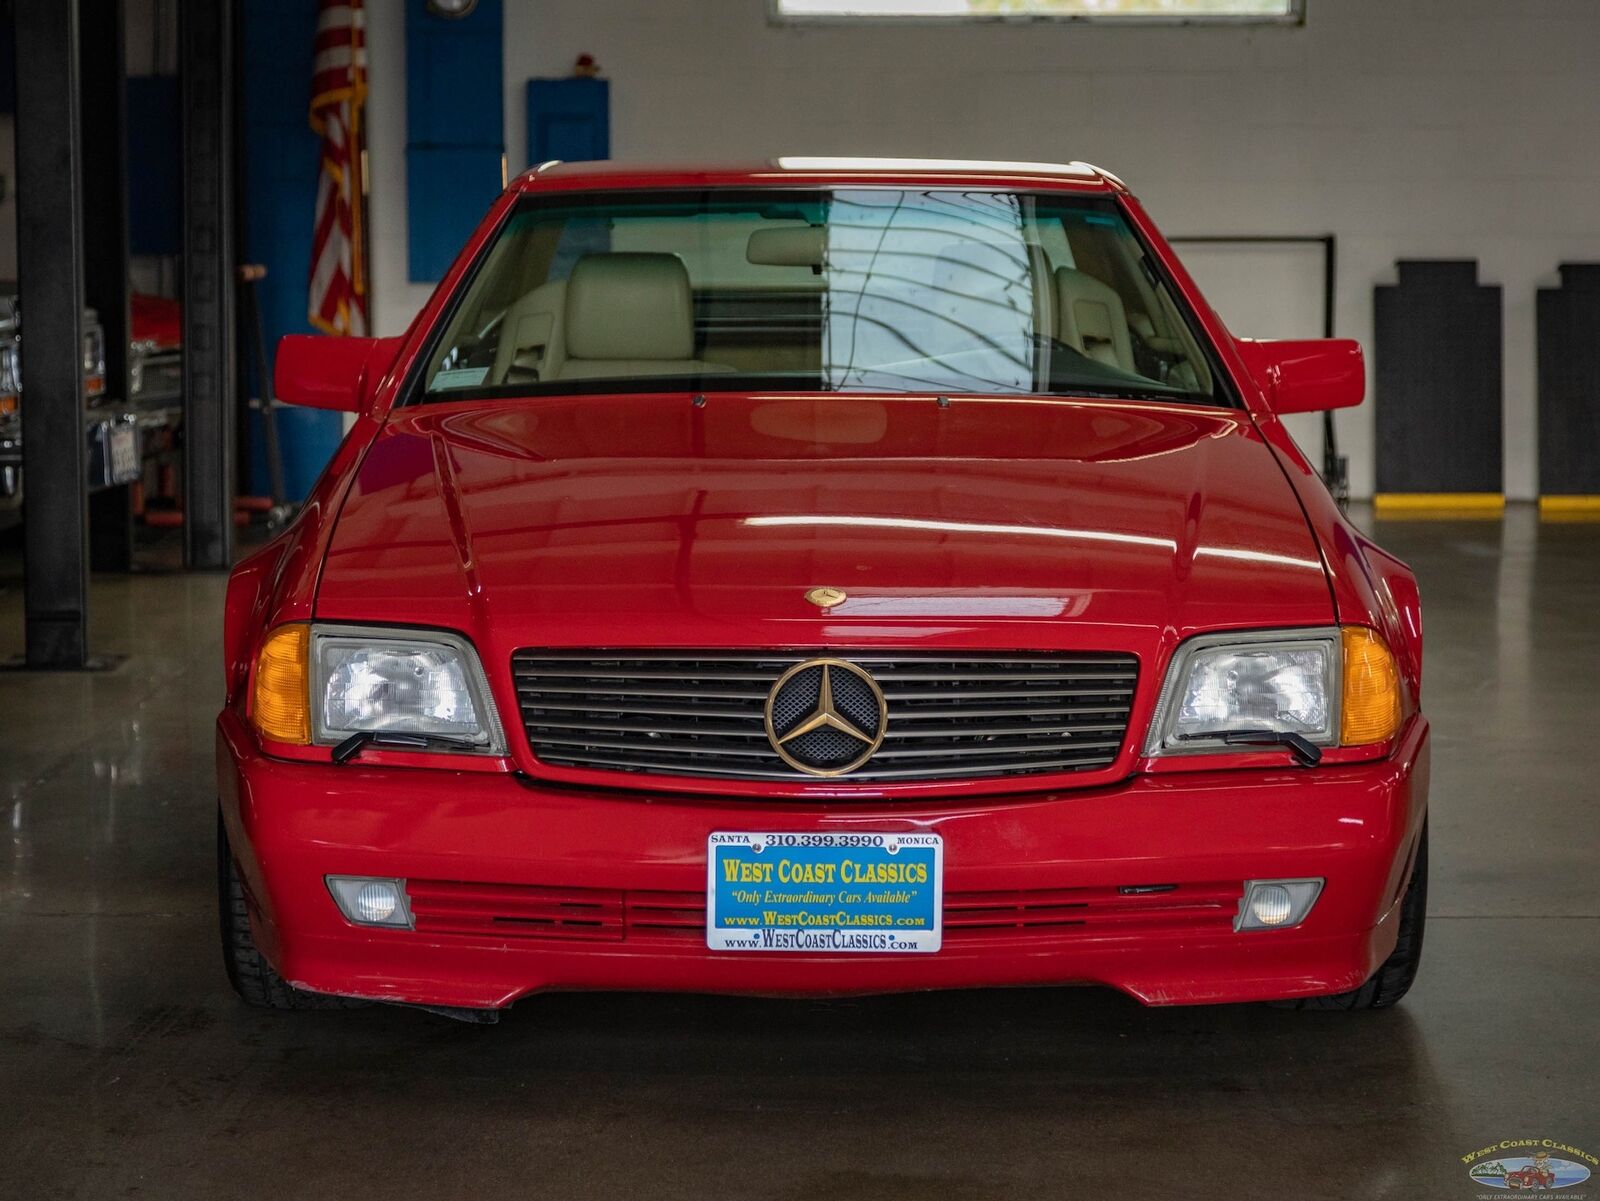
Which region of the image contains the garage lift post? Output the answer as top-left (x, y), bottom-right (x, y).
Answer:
top-left (13, 0), bottom-right (91, 667)
top-left (81, 0), bottom-right (135, 573)
top-left (179, 0), bottom-right (236, 570)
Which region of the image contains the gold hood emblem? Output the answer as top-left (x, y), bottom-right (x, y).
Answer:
top-left (804, 586), bottom-right (847, 610)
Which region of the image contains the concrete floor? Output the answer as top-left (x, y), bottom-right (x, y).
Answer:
top-left (1, 508), bottom-right (1596, 1200)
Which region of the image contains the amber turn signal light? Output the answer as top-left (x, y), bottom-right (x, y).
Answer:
top-left (252, 624), bottom-right (311, 745)
top-left (1340, 627), bottom-right (1401, 746)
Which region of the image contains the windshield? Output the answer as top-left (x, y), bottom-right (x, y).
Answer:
top-left (420, 189), bottom-right (1220, 404)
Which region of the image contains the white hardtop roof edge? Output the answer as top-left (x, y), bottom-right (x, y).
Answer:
top-left (771, 156), bottom-right (1110, 179)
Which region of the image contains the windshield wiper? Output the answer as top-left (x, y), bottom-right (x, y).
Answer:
top-left (331, 730), bottom-right (485, 765)
top-left (1176, 729), bottom-right (1322, 767)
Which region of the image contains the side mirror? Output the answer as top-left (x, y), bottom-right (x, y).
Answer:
top-left (1234, 337), bottom-right (1364, 415)
top-left (275, 334), bottom-right (403, 414)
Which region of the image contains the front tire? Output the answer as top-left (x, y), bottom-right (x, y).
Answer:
top-left (218, 813), bottom-right (363, 1010)
top-left (1280, 820), bottom-right (1427, 1010)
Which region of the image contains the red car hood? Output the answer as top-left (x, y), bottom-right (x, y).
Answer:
top-left (317, 393), bottom-right (1332, 655)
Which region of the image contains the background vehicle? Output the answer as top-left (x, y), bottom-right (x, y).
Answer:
top-left (0, 286), bottom-right (183, 529)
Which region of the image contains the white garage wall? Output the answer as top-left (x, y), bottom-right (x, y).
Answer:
top-left (1177, 240), bottom-right (1329, 466)
top-left (368, 0), bottom-right (1600, 500)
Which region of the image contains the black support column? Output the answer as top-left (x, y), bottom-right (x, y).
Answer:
top-left (180, 0), bottom-right (236, 569)
top-left (81, 0), bottom-right (134, 572)
top-left (14, 0), bottom-right (90, 667)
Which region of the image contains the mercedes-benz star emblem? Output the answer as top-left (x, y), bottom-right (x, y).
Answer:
top-left (763, 658), bottom-right (887, 777)
top-left (804, 587), bottom-right (847, 610)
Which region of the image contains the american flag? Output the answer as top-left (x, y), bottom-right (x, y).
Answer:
top-left (308, 0), bottom-right (368, 336)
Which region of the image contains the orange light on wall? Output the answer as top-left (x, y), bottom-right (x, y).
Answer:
top-left (1340, 627), bottom-right (1401, 746)
top-left (252, 624), bottom-right (311, 745)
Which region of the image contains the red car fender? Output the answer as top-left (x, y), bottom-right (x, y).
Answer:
top-left (223, 409), bottom-right (385, 707)
top-left (229, 175), bottom-right (516, 703)
top-left (1252, 416), bottom-right (1425, 711)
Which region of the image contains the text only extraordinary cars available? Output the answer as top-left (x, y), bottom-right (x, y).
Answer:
top-left (218, 158), bottom-right (1428, 1019)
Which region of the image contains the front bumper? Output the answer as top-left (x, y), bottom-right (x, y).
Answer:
top-left (218, 711), bottom-right (1429, 1010)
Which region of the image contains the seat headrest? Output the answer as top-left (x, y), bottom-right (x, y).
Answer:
top-left (565, 253), bottom-right (695, 361)
top-left (1054, 266), bottom-right (1135, 372)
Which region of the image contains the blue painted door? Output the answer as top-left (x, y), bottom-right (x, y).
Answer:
top-left (527, 77), bottom-right (610, 165)
top-left (239, 0), bottom-right (342, 499)
top-left (406, 0), bottom-right (505, 282)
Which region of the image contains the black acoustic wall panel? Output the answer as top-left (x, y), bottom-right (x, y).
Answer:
top-left (1537, 264), bottom-right (1600, 496)
top-left (1374, 260), bottom-right (1502, 494)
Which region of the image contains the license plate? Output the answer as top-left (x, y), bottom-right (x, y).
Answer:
top-left (707, 832), bottom-right (943, 953)
top-left (108, 423), bottom-right (139, 484)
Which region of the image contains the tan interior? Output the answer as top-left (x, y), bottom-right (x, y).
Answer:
top-left (489, 250), bottom-right (1152, 388)
top-left (490, 279), bottom-right (568, 385)
top-left (1054, 266), bottom-right (1136, 373)
top-left (491, 253), bottom-right (736, 384)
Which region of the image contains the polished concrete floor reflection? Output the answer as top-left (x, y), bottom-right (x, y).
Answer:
top-left (1, 508), bottom-right (1596, 1200)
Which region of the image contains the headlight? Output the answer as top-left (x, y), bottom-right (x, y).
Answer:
top-left (251, 623), bottom-right (505, 754)
top-left (1146, 628), bottom-right (1338, 755)
top-left (314, 628), bottom-right (504, 748)
top-left (1146, 626), bottom-right (1402, 758)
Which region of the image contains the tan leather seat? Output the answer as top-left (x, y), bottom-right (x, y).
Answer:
top-left (555, 252), bottom-right (732, 381)
top-left (1054, 266), bottom-right (1136, 373)
top-left (491, 279), bottom-right (567, 384)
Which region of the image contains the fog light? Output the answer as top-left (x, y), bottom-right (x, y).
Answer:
top-left (326, 876), bottom-right (412, 928)
top-left (1237, 878), bottom-right (1322, 931)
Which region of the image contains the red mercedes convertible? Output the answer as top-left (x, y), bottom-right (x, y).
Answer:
top-left (217, 158), bottom-right (1428, 1020)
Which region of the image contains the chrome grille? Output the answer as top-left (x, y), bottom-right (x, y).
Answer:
top-left (512, 650), bottom-right (1138, 783)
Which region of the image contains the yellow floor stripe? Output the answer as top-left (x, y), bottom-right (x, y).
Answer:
top-left (1373, 493), bottom-right (1506, 517)
top-left (1539, 495), bottom-right (1600, 522)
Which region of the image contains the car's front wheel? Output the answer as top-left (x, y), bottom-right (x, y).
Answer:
top-left (218, 813), bottom-right (364, 1010)
top-left (1279, 820), bottom-right (1427, 1011)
